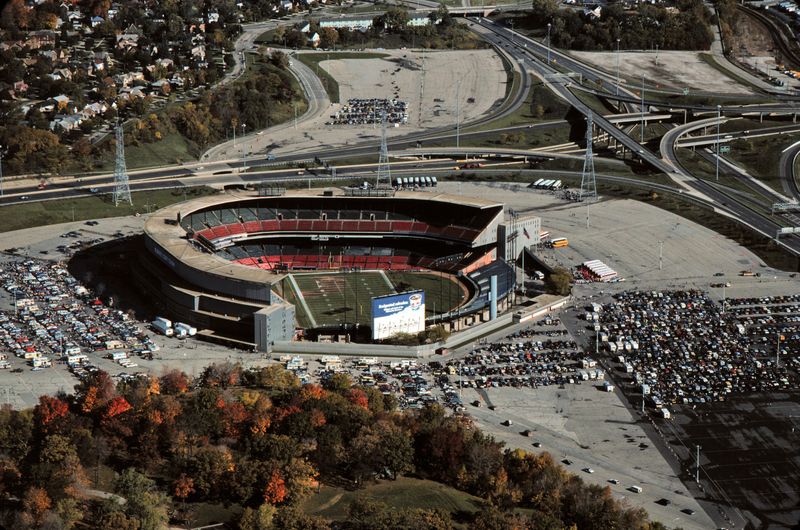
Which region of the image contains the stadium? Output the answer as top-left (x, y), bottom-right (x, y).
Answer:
top-left (137, 188), bottom-right (540, 352)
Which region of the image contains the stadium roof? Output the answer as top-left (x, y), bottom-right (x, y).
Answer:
top-left (144, 188), bottom-right (504, 286)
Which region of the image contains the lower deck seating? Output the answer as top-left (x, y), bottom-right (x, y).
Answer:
top-left (232, 254), bottom-right (418, 271)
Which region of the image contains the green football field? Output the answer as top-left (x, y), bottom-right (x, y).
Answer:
top-left (285, 270), bottom-right (467, 328)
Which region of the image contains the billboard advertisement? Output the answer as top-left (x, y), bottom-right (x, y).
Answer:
top-left (372, 291), bottom-right (426, 340)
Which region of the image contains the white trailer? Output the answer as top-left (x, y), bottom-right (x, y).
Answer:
top-left (175, 322), bottom-right (197, 336)
top-left (151, 319), bottom-right (173, 336)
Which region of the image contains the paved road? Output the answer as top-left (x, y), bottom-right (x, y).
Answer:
top-left (201, 51), bottom-right (331, 162)
top-left (482, 19), bottom-right (800, 258)
top-left (778, 139), bottom-right (800, 202)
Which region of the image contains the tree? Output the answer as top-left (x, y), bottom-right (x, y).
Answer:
top-left (324, 373), bottom-right (352, 393)
top-left (255, 365), bottom-right (300, 390)
top-left (32, 434), bottom-right (87, 500)
top-left (320, 27), bottom-right (339, 49)
top-left (34, 395), bottom-right (69, 433)
top-left (239, 503), bottom-right (276, 530)
top-left (0, 405), bottom-right (33, 461)
top-left (264, 469), bottom-right (287, 505)
top-left (22, 486), bottom-right (52, 525)
top-left (382, 7), bottom-right (410, 31)
top-left (173, 473), bottom-right (195, 505)
top-left (545, 267), bottom-right (572, 295)
top-left (53, 497), bottom-right (84, 529)
top-left (160, 369), bottom-right (190, 395)
top-left (531, 0), bottom-right (559, 21)
top-left (114, 468), bottom-right (170, 530)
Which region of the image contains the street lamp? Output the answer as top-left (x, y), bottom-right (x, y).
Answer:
top-left (546, 23), bottom-right (551, 64)
top-left (241, 123), bottom-right (247, 171)
top-left (716, 104), bottom-right (721, 182)
top-left (615, 38), bottom-right (621, 96)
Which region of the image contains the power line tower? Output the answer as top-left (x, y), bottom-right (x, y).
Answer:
top-left (376, 110), bottom-right (391, 189)
top-left (579, 113), bottom-right (597, 203)
top-left (113, 123), bottom-right (132, 206)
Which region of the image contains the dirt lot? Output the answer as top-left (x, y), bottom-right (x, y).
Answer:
top-left (570, 50), bottom-right (754, 94)
top-left (267, 49), bottom-right (507, 156)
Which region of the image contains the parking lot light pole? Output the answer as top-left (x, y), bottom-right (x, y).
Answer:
top-left (695, 445), bottom-right (701, 483)
top-left (777, 334), bottom-right (782, 368)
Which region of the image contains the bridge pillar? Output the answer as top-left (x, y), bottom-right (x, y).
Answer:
top-left (794, 113), bottom-right (797, 124)
top-left (684, 109), bottom-right (688, 125)
top-left (760, 112), bottom-right (763, 123)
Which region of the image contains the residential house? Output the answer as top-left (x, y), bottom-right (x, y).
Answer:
top-left (53, 68), bottom-right (73, 81)
top-left (53, 95), bottom-right (70, 111)
top-left (114, 71), bottom-right (145, 87)
top-left (582, 6), bottom-right (602, 18)
top-left (27, 30), bottom-right (57, 49)
top-left (13, 81), bottom-right (29, 94)
top-left (116, 33), bottom-right (140, 50)
top-left (91, 16), bottom-right (105, 27)
top-left (207, 11), bottom-right (220, 23)
top-left (308, 32), bottom-right (320, 47)
top-left (150, 79), bottom-right (171, 95)
top-left (50, 114), bottom-right (83, 132)
top-left (318, 17), bottom-right (373, 31)
top-left (191, 45), bottom-right (206, 61)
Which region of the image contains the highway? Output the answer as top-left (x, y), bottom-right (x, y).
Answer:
top-left (778, 139), bottom-right (800, 202)
top-left (474, 18), bottom-right (800, 258)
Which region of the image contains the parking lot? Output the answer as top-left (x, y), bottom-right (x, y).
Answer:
top-left (274, 314), bottom-right (716, 530)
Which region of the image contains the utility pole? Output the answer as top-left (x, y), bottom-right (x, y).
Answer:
top-left (777, 333), bottom-right (783, 368)
top-left (659, 240), bottom-right (663, 270)
top-left (293, 102), bottom-right (298, 129)
top-left (716, 104), bottom-right (721, 181)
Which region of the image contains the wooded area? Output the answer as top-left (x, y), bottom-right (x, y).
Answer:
top-left (0, 363), bottom-right (678, 529)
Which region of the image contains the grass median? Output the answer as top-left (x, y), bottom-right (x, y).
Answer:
top-left (0, 187), bottom-right (218, 233)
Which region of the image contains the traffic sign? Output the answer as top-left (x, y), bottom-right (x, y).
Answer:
top-left (720, 145), bottom-right (731, 154)
top-left (682, 88), bottom-right (689, 96)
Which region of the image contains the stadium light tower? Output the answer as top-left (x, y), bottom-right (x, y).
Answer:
top-left (580, 113), bottom-right (597, 228)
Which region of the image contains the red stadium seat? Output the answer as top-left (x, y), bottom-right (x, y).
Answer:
top-left (227, 224), bottom-right (245, 235)
top-left (243, 221), bottom-right (261, 233)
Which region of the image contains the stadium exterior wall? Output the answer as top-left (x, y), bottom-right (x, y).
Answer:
top-left (144, 232), bottom-right (276, 304)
